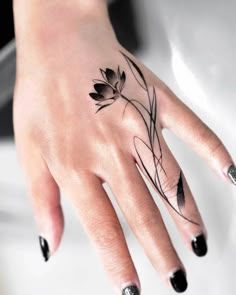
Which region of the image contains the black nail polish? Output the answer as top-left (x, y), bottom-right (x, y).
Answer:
top-left (227, 164), bottom-right (236, 185)
top-left (191, 233), bottom-right (207, 257)
top-left (39, 236), bottom-right (50, 262)
top-left (170, 269), bottom-right (188, 293)
top-left (122, 285), bottom-right (140, 295)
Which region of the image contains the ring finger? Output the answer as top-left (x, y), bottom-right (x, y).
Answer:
top-left (132, 129), bottom-right (208, 258)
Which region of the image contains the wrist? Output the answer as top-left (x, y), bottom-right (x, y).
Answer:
top-left (13, 0), bottom-right (118, 77)
top-left (13, 0), bottom-right (108, 18)
top-left (13, 0), bottom-right (110, 46)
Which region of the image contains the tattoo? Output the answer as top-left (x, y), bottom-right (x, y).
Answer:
top-left (89, 51), bottom-right (199, 226)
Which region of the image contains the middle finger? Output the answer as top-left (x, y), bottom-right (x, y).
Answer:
top-left (106, 153), bottom-right (188, 293)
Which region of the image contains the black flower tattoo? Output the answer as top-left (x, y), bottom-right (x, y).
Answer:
top-left (89, 52), bottom-right (199, 226)
top-left (89, 67), bottom-right (126, 113)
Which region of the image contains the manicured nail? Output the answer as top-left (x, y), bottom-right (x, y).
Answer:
top-left (39, 236), bottom-right (50, 262)
top-left (122, 285), bottom-right (140, 295)
top-left (169, 269), bottom-right (188, 293)
top-left (191, 233), bottom-right (208, 257)
top-left (227, 164), bottom-right (236, 185)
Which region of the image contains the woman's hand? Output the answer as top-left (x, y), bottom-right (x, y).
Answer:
top-left (13, 1), bottom-right (236, 294)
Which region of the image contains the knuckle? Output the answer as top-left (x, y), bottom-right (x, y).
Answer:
top-left (134, 211), bottom-right (160, 230)
top-left (196, 121), bottom-right (213, 142)
top-left (91, 220), bottom-right (123, 250)
top-left (181, 209), bottom-right (201, 228)
top-left (105, 256), bottom-right (132, 277)
top-left (28, 182), bottom-right (50, 210)
top-left (59, 167), bottom-right (92, 189)
top-left (197, 123), bottom-right (223, 157)
top-left (29, 181), bottom-right (41, 198)
top-left (106, 144), bottom-right (129, 174)
top-left (208, 139), bottom-right (224, 158)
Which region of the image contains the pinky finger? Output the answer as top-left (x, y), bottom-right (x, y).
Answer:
top-left (17, 147), bottom-right (64, 261)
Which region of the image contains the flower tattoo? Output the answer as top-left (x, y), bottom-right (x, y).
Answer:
top-left (90, 67), bottom-right (126, 112)
top-left (89, 52), bottom-right (199, 226)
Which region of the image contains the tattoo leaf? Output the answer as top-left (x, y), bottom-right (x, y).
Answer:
top-left (120, 51), bottom-right (147, 91)
top-left (150, 87), bottom-right (157, 145)
top-left (177, 172), bottom-right (185, 210)
top-left (133, 136), bottom-right (163, 196)
top-left (95, 104), bottom-right (111, 113)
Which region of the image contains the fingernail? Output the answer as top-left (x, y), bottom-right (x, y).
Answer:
top-left (122, 285), bottom-right (140, 295)
top-left (169, 269), bottom-right (188, 293)
top-left (39, 236), bottom-right (50, 262)
top-left (191, 233), bottom-right (208, 257)
top-left (227, 164), bottom-right (236, 185)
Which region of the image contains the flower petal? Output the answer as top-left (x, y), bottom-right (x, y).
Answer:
top-left (94, 83), bottom-right (114, 98)
top-left (96, 97), bottom-right (115, 106)
top-left (105, 68), bottom-right (117, 85)
top-left (119, 71), bottom-right (126, 92)
top-left (100, 69), bottom-right (107, 81)
top-left (89, 93), bottom-right (105, 100)
top-left (121, 71), bottom-right (126, 83)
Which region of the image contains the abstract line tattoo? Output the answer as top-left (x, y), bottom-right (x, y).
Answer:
top-left (89, 52), bottom-right (199, 226)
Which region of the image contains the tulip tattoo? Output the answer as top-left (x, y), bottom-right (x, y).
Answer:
top-left (89, 52), bottom-right (199, 226)
top-left (89, 67), bottom-right (126, 113)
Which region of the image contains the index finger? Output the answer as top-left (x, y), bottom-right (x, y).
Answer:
top-left (159, 87), bottom-right (235, 185)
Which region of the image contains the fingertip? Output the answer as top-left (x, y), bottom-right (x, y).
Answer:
top-left (39, 235), bottom-right (50, 262)
top-left (223, 163), bottom-right (236, 185)
top-left (37, 204), bottom-right (64, 259)
top-left (115, 280), bottom-right (141, 295)
top-left (166, 267), bottom-right (188, 293)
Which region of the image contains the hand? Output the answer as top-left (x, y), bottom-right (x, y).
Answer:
top-left (13, 1), bottom-right (236, 294)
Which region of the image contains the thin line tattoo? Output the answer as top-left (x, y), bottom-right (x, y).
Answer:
top-left (89, 51), bottom-right (199, 226)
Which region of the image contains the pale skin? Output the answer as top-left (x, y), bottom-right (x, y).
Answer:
top-left (13, 0), bottom-right (235, 294)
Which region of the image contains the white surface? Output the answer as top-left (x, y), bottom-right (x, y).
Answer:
top-left (1, 0), bottom-right (236, 294)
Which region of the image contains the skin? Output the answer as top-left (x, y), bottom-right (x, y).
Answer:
top-left (13, 0), bottom-right (234, 293)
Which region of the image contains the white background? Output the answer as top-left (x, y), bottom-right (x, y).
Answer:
top-left (0, 0), bottom-right (236, 294)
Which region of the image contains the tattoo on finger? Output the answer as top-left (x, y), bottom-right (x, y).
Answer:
top-left (89, 52), bottom-right (199, 226)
